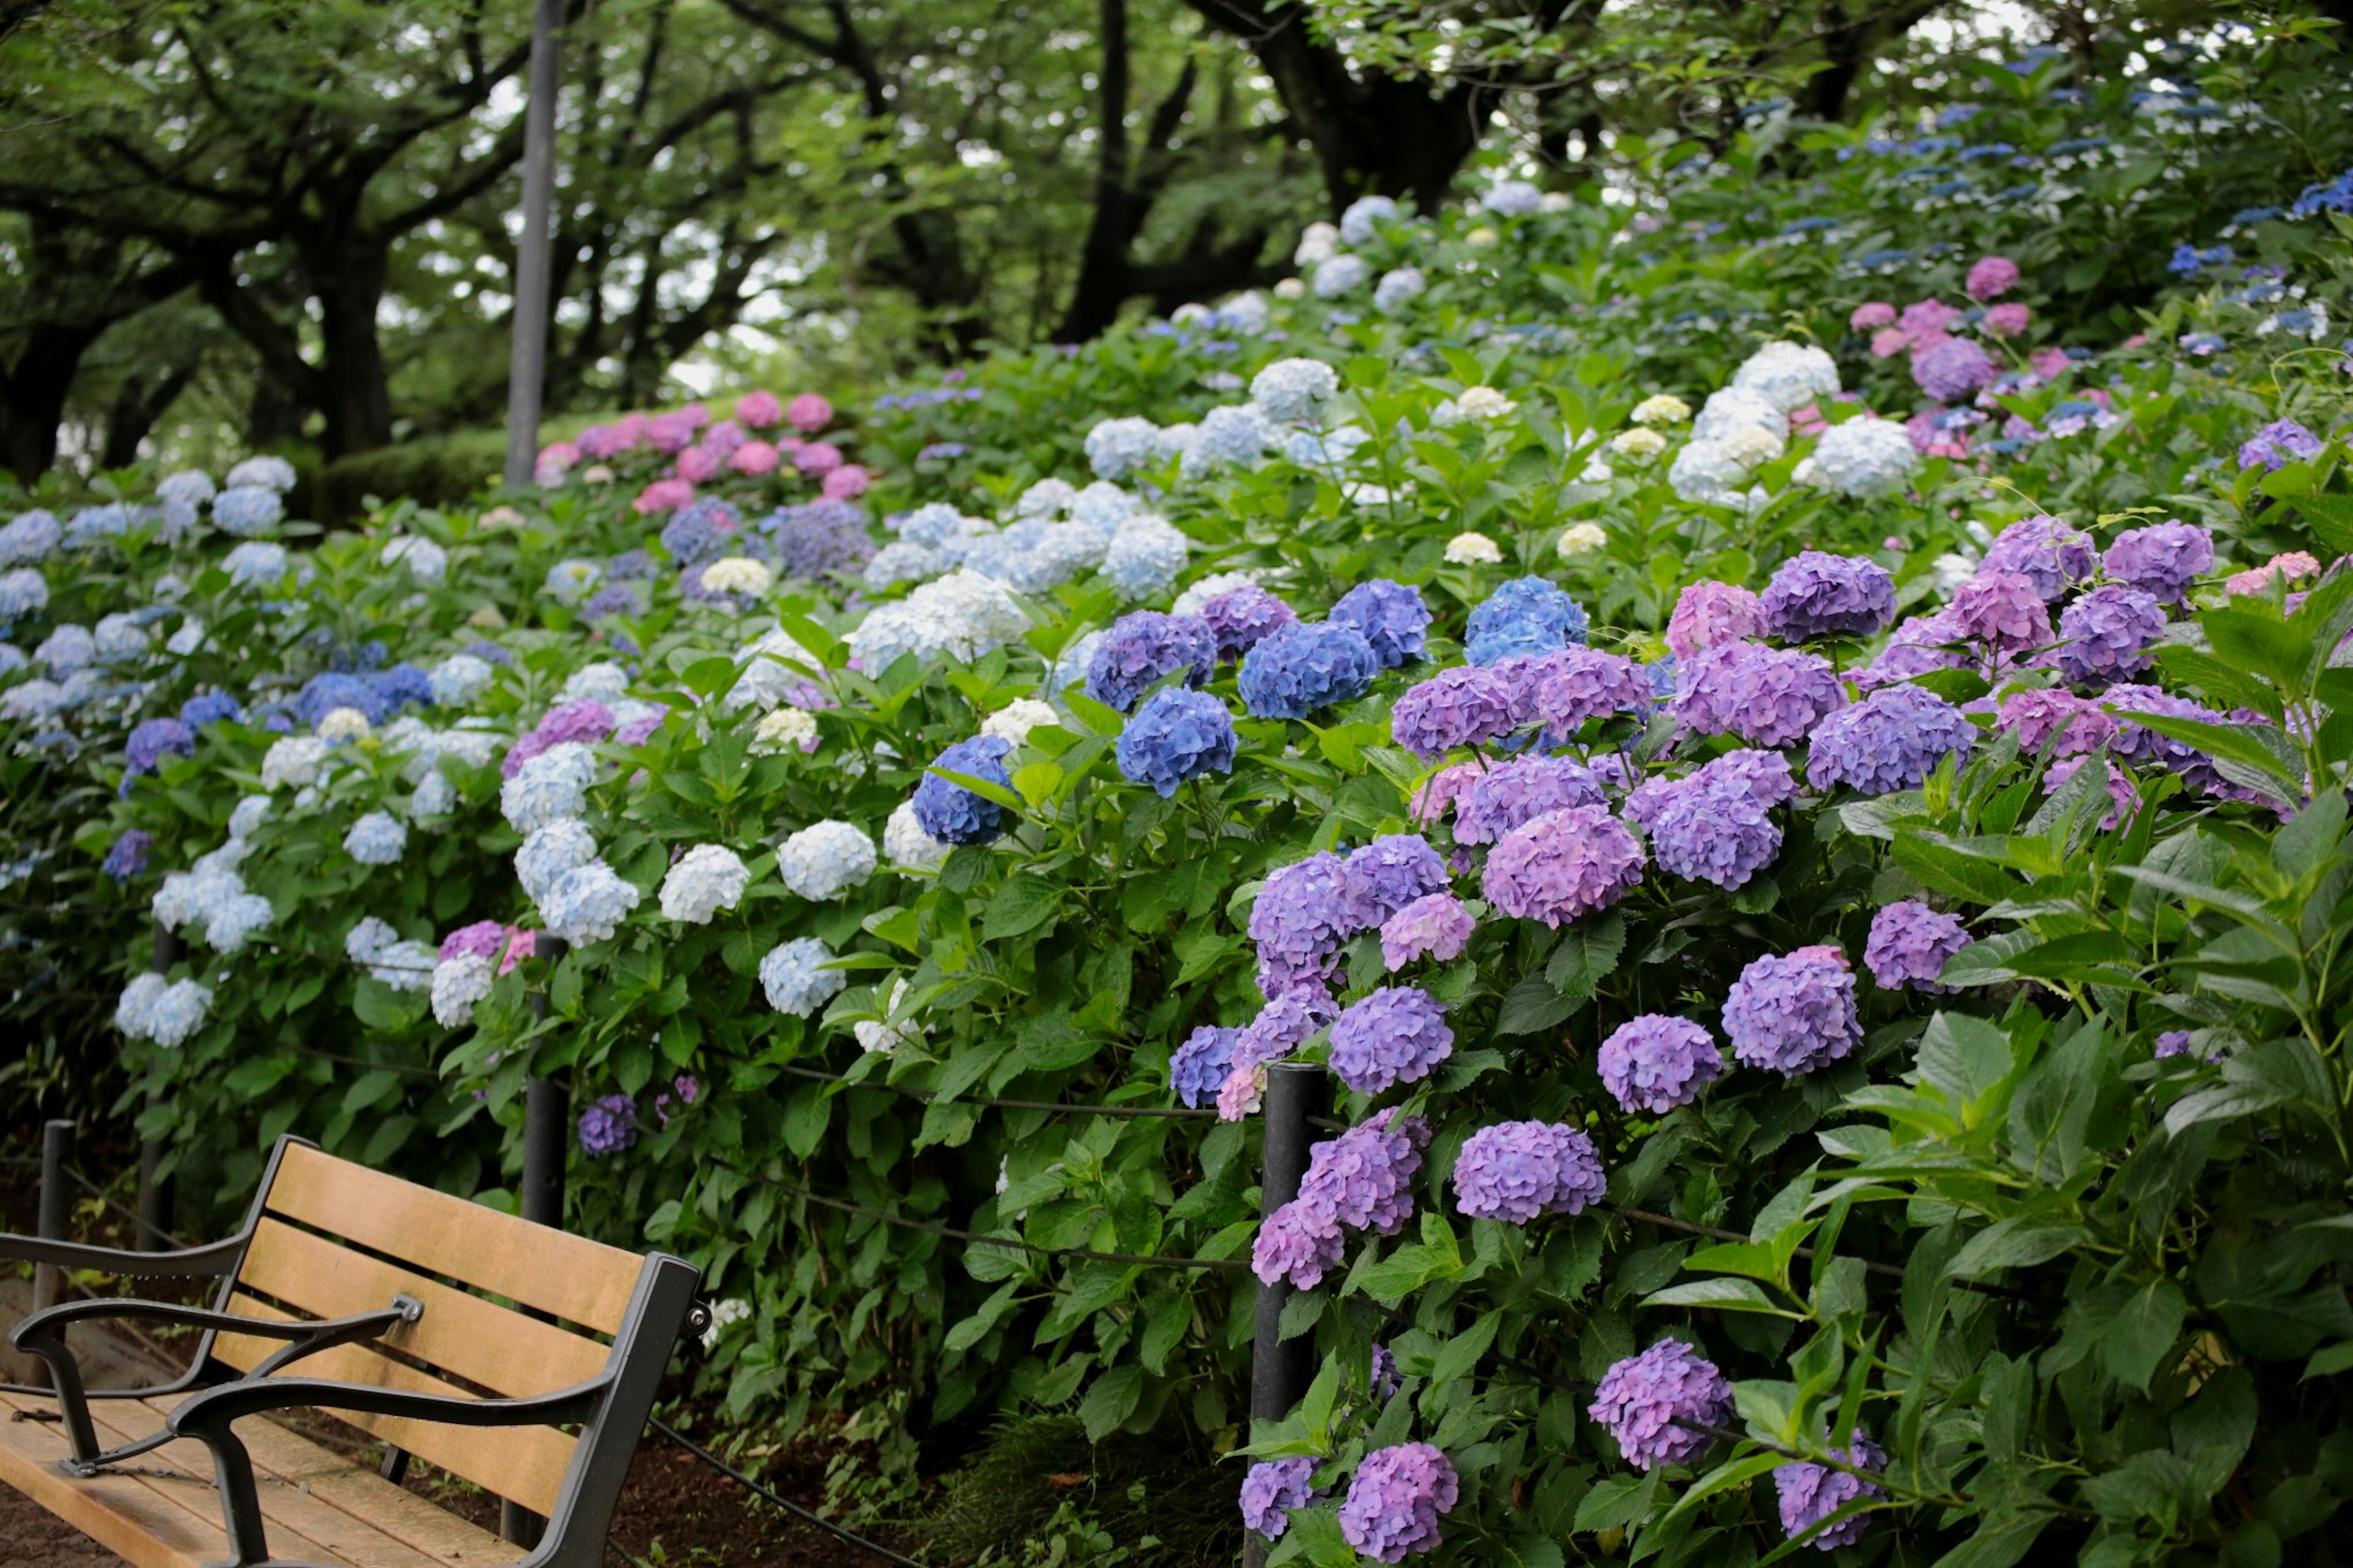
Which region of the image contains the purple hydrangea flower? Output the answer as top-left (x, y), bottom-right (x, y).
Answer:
top-left (661, 498), bottom-right (740, 563)
top-left (1588, 1339), bottom-right (1733, 1471)
top-left (1250, 1201), bottom-right (1344, 1286)
top-left (1240, 1458), bottom-right (1319, 1540)
top-left (1249, 852), bottom-right (1358, 996)
top-left (1390, 665), bottom-right (1517, 758)
top-left (1370, 1344), bottom-right (1402, 1401)
top-left (1344, 835), bottom-right (1451, 926)
top-left (2238, 417), bottom-right (2324, 472)
top-left (1521, 646), bottom-right (1653, 733)
top-left (1380, 892), bottom-right (1474, 969)
top-left (2103, 523), bottom-right (2212, 604)
top-left (503, 699), bottom-right (617, 778)
top-left (1086, 610), bottom-right (1216, 713)
top-left (1330, 579), bottom-right (1432, 668)
top-left (914, 733), bottom-right (1017, 844)
top-left (1454, 756), bottom-right (1607, 846)
top-left (1483, 805), bottom-right (1645, 927)
top-left (1995, 687), bottom-right (2116, 756)
top-left (179, 691), bottom-right (244, 727)
top-left (1452, 1121), bottom-right (1606, 1223)
top-left (102, 829), bottom-right (151, 882)
top-left (1597, 1015), bottom-right (1724, 1113)
top-left (2101, 683), bottom-right (2230, 786)
top-left (1117, 687), bottom-right (1237, 795)
top-left (1666, 580), bottom-right (1767, 657)
top-left (2055, 584), bottom-right (2165, 683)
top-left (1774, 1430), bottom-right (1888, 1550)
top-left (1252, 1110), bottom-right (1429, 1286)
top-left (1949, 570), bottom-right (2052, 654)
top-left (1226, 987), bottom-right (1339, 1103)
top-left (124, 717), bottom-right (195, 779)
top-left (1912, 336), bottom-right (1998, 401)
top-left (1806, 684), bottom-right (1975, 794)
top-left (1328, 986), bottom-right (1454, 1094)
top-left (1864, 901), bottom-right (1972, 991)
top-left (1723, 945), bottom-right (1860, 1076)
top-left (1624, 749), bottom-right (1795, 890)
top-left (1171, 1025), bottom-right (1238, 1108)
top-left (2045, 754), bottom-right (2138, 828)
top-left (578, 1094), bottom-right (638, 1156)
top-left (1761, 551), bottom-right (1896, 641)
top-left (439, 920), bottom-right (510, 962)
top-left (1238, 620), bottom-right (1381, 719)
top-left (767, 499), bottom-right (876, 581)
top-left (1979, 515), bottom-right (2094, 601)
top-left (1857, 611), bottom-right (1967, 690)
top-left (1197, 585), bottom-right (1298, 660)
top-left (1671, 643), bottom-right (1845, 747)
top-left (1337, 1443), bottom-right (1458, 1563)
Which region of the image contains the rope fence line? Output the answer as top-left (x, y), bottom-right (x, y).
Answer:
top-left (648, 1417), bottom-right (928, 1568)
top-left (59, 1161), bottom-right (194, 1251)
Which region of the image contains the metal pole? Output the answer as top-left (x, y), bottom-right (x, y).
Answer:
top-left (1246, 1062), bottom-right (1324, 1568)
top-left (137, 920), bottom-right (180, 1251)
top-left (503, 934), bottom-right (569, 1547)
top-left (31, 1120), bottom-right (76, 1387)
top-left (501, 0), bottom-right (566, 490)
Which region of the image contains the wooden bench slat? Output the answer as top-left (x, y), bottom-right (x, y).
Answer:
top-left (222, 1416), bottom-right (517, 1568)
top-left (71, 1395), bottom-right (461, 1568)
top-left (262, 1144), bottom-right (641, 1334)
top-left (214, 1296), bottom-right (577, 1516)
top-left (237, 1216), bottom-right (612, 1396)
top-left (0, 1388), bottom-right (236, 1568)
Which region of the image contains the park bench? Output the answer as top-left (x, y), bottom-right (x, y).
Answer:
top-left (0, 1135), bottom-right (700, 1567)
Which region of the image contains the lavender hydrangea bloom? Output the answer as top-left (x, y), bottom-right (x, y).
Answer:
top-left (1979, 515), bottom-right (2095, 600)
top-left (1761, 551), bottom-right (1895, 640)
top-left (2101, 684), bottom-right (2236, 793)
top-left (1390, 665), bottom-right (1517, 758)
top-left (102, 830), bottom-right (152, 882)
top-left (2103, 522), bottom-right (2213, 604)
top-left (1666, 581), bottom-right (1767, 657)
top-left (1237, 621), bottom-right (1381, 719)
top-left (502, 699), bottom-right (616, 778)
top-left (1380, 892), bottom-right (1474, 969)
top-left (124, 717), bottom-right (195, 779)
top-left (1806, 684), bottom-right (1975, 795)
top-left (1775, 1430), bottom-right (1888, 1550)
top-left (1337, 1444), bottom-right (1458, 1563)
top-left (914, 734), bottom-right (1017, 844)
top-left (1343, 835), bottom-right (1451, 926)
top-left (1482, 805), bottom-right (1645, 927)
top-left (1597, 1015), bottom-right (1724, 1113)
top-left (2238, 417), bottom-right (2325, 472)
top-left (1240, 1458), bottom-right (1319, 1540)
top-left (1172, 1026), bottom-right (1239, 1108)
top-left (1197, 585), bottom-right (1298, 660)
top-left (1452, 1121), bottom-right (1605, 1223)
top-left (1329, 987), bottom-right (1454, 1094)
top-left (1723, 945), bottom-right (1860, 1076)
top-left (1996, 688), bottom-right (2116, 756)
top-left (1249, 851), bottom-right (1358, 995)
top-left (1252, 1110), bottom-right (1428, 1286)
top-left (1464, 577), bottom-right (1588, 664)
top-left (1913, 336), bottom-right (1998, 401)
top-left (1858, 612), bottom-right (1967, 690)
top-left (1085, 611), bottom-right (1216, 712)
top-left (2055, 584), bottom-right (2165, 683)
top-left (1118, 688), bottom-right (1238, 795)
top-left (1330, 580), bottom-right (1432, 668)
top-left (767, 499), bottom-right (877, 581)
top-left (1949, 570), bottom-right (2052, 654)
top-left (1370, 1343), bottom-right (1402, 1400)
top-left (578, 1095), bottom-right (638, 1156)
top-left (1623, 749), bottom-right (1795, 890)
top-left (1453, 756), bottom-right (1606, 845)
top-left (1671, 643), bottom-right (1845, 747)
top-left (1864, 901), bottom-right (1972, 991)
top-left (1588, 1339), bottom-right (1734, 1471)
top-left (661, 499), bottom-right (740, 564)
top-left (180, 691), bottom-right (244, 727)
top-left (1249, 1200), bottom-right (1345, 1286)
top-left (1523, 646), bottom-right (1653, 733)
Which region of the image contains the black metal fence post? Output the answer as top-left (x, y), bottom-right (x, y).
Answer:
top-left (31, 1119), bottom-right (75, 1387)
top-left (1246, 1062), bottom-right (1324, 1568)
top-left (136, 919), bottom-right (180, 1251)
top-left (502, 933), bottom-right (569, 1547)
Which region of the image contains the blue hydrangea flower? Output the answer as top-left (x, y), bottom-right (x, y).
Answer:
top-left (1172, 1025), bottom-right (1239, 1109)
top-left (1331, 580), bottom-right (1431, 668)
top-left (578, 1094), bottom-right (638, 1156)
top-left (102, 829), bottom-right (151, 882)
top-left (1464, 577), bottom-right (1588, 665)
top-left (1237, 621), bottom-right (1380, 719)
top-left (1085, 611), bottom-right (1216, 712)
top-left (1116, 687), bottom-right (1237, 795)
top-left (179, 691), bottom-right (244, 727)
top-left (914, 735), bottom-right (1017, 845)
top-left (2055, 584), bottom-right (2165, 683)
top-left (124, 717), bottom-right (195, 779)
top-left (212, 486), bottom-right (284, 536)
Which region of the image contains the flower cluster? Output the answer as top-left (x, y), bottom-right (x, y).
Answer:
top-left (1451, 1121), bottom-right (1605, 1223)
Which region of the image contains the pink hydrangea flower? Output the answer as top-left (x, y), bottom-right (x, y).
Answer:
top-left (793, 441), bottom-right (843, 477)
top-left (1849, 301), bottom-right (1896, 330)
top-left (1898, 299), bottom-right (1961, 338)
top-left (633, 477), bottom-right (695, 515)
top-left (730, 440), bottom-right (779, 476)
top-left (1870, 327), bottom-right (1910, 359)
top-left (674, 445), bottom-right (721, 483)
top-left (645, 412), bottom-right (696, 453)
top-left (1983, 303), bottom-right (2031, 338)
top-left (700, 420), bottom-right (747, 459)
top-left (2225, 551), bottom-right (2321, 595)
top-left (822, 463), bottom-right (870, 500)
top-left (1965, 255), bottom-right (2020, 300)
top-left (735, 389), bottom-right (782, 428)
top-left (2029, 347), bottom-right (2072, 379)
top-left (536, 440), bottom-right (578, 474)
top-left (786, 392), bottom-right (834, 433)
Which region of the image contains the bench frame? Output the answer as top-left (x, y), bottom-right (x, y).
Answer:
top-left (2, 1135), bottom-right (702, 1568)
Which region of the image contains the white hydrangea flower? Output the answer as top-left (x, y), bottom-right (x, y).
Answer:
top-left (316, 706), bottom-right (372, 743)
top-left (659, 844), bottom-right (752, 923)
top-left (344, 811), bottom-right (407, 866)
top-left (203, 890), bottom-right (274, 953)
top-left (562, 662), bottom-right (630, 704)
top-left (1070, 482), bottom-right (1134, 535)
top-left (223, 541), bottom-right (289, 588)
top-left (1557, 523), bottom-right (1608, 557)
top-left (1691, 385), bottom-right (1789, 444)
top-left (752, 706), bottom-right (819, 755)
top-left (226, 455), bottom-right (297, 492)
top-left (700, 556), bottom-right (773, 597)
top-left (883, 800), bottom-right (952, 871)
top-left (1084, 417), bottom-right (1162, 482)
top-left (368, 939), bottom-right (438, 992)
top-left (1339, 195), bottom-right (1397, 245)
top-left (1012, 478), bottom-right (1077, 520)
top-left (1480, 179), bottom-right (1542, 216)
top-left (0, 512), bottom-right (63, 567)
top-left (1667, 438), bottom-right (1749, 507)
top-left (437, 728), bottom-right (501, 770)
top-left (1373, 267), bottom-right (1425, 312)
top-left (778, 820), bottom-right (877, 900)
top-left (544, 559), bottom-right (601, 605)
top-left (865, 540), bottom-right (942, 590)
top-left (727, 628), bottom-right (827, 714)
top-left (1293, 221), bottom-right (1340, 267)
top-left (260, 737), bottom-right (330, 790)
top-left (1102, 513), bottom-right (1191, 599)
top-left (1310, 252), bottom-right (1368, 298)
top-left (980, 699), bottom-right (1057, 748)
top-left (157, 470), bottom-right (216, 507)
top-left (431, 952), bottom-right (495, 1028)
top-left (501, 742), bottom-right (597, 833)
top-left (382, 536), bottom-right (448, 585)
top-left (1730, 340), bottom-right (1841, 414)
top-left (1931, 551), bottom-right (1977, 596)
top-left (429, 653), bottom-right (496, 706)
top-left (1610, 427), bottom-right (1667, 458)
top-left (116, 972), bottom-right (169, 1039)
top-left (539, 860), bottom-right (642, 945)
top-left (1171, 570), bottom-right (1261, 619)
top-left (702, 1297), bottom-right (751, 1350)
top-left (1214, 290), bottom-right (1270, 333)
top-left (411, 770), bottom-right (457, 819)
top-left (1153, 422), bottom-right (1200, 460)
top-left (229, 795), bottom-right (271, 841)
top-left (1808, 417), bottom-right (1921, 498)
top-left (1631, 394), bottom-right (1692, 426)
top-left (1248, 358), bottom-right (1339, 425)
top-left (759, 936), bottom-right (847, 1017)
top-left (165, 616), bottom-right (208, 657)
top-left (1432, 385), bottom-right (1517, 427)
top-left (345, 917), bottom-right (399, 965)
top-left (93, 613), bottom-right (151, 663)
top-left (145, 980), bottom-right (213, 1048)
top-left (380, 716), bottom-right (438, 760)
top-left (1719, 423), bottom-right (1786, 469)
top-left (845, 570), bottom-right (1028, 672)
top-left (1444, 532), bottom-right (1504, 566)
top-left (517, 818), bottom-right (599, 902)
top-left (37, 624), bottom-right (93, 675)
top-left (854, 977), bottom-right (925, 1056)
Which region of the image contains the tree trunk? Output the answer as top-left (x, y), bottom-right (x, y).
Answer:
top-left (0, 320), bottom-right (106, 485)
top-left (309, 244), bottom-right (395, 458)
top-left (100, 361), bottom-right (199, 469)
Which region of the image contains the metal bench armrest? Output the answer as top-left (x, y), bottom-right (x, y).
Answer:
top-left (169, 1374), bottom-right (612, 1567)
top-left (0, 1230), bottom-right (246, 1279)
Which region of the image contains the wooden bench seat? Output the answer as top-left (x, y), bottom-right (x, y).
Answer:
top-left (2, 1136), bottom-right (700, 1567)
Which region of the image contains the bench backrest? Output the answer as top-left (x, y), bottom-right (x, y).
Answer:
top-left (205, 1140), bottom-right (675, 1520)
